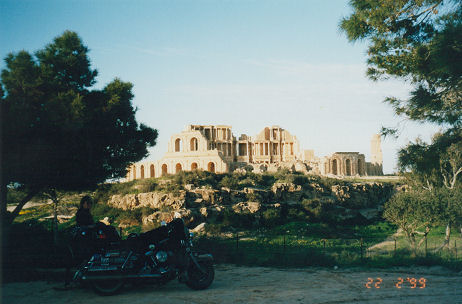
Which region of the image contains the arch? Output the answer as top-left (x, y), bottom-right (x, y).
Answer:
top-left (175, 138), bottom-right (182, 152)
top-left (161, 164), bottom-right (168, 176)
top-left (207, 162), bottom-right (215, 173)
top-left (332, 159), bottom-right (338, 175)
top-left (140, 165), bottom-right (145, 179)
top-left (191, 162), bottom-right (198, 170)
top-left (133, 165), bottom-right (136, 179)
top-left (150, 164), bottom-right (155, 178)
top-left (345, 159), bottom-right (351, 176)
top-left (175, 163), bottom-right (182, 173)
top-left (190, 137), bottom-right (198, 151)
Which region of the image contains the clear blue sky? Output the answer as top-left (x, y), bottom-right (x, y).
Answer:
top-left (1, 0), bottom-right (441, 173)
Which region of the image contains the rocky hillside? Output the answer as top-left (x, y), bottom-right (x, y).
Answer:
top-left (106, 178), bottom-right (396, 230)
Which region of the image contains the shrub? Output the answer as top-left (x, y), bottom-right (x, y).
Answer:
top-left (262, 208), bottom-right (282, 227)
top-left (219, 175), bottom-right (240, 189)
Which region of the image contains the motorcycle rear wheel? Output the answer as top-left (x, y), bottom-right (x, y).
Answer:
top-left (91, 279), bottom-right (124, 296)
top-left (185, 261), bottom-right (214, 290)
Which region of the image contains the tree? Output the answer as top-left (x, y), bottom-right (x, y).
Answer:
top-left (341, 0), bottom-right (462, 250)
top-left (398, 129), bottom-right (462, 189)
top-left (1, 31), bottom-right (158, 225)
top-left (383, 191), bottom-right (437, 255)
top-left (340, 0), bottom-right (462, 128)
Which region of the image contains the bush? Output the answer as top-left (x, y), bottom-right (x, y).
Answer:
top-left (219, 175), bottom-right (240, 189)
top-left (262, 209), bottom-right (282, 227)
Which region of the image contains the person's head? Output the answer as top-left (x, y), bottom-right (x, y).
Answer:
top-left (80, 195), bottom-right (93, 210)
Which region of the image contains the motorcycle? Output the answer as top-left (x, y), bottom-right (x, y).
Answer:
top-left (69, 219), bottom-right (214, 295)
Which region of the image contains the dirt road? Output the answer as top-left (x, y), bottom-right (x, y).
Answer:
top-left (2, 265), bottom-right (461, 304)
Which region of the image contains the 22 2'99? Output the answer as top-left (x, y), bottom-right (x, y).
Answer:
top-left (365, 277), bottom-right (427, 289)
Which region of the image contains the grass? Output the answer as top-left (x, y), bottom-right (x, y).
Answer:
top-left (193, 220), bottom-right (462, 270)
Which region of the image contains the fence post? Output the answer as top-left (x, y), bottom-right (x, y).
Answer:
top-left (283, 233), bottom-right (286, 265)
top-left (360, 238), bottom-right (363, 260)
top-left (425, 235), bottom-right (427, 257)
top-left (236, 231), bottom-right (239, 251)
top-left (455, 240), bottom-right (457, 259)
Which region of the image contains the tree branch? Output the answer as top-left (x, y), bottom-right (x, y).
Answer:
top-left (7, 189), bottom-right (40, 224)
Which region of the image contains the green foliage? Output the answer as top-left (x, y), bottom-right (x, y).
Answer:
top-left (1, 31), bottom-right (158, 220)
top-left (383, 190), bottom-right (438, 252)
top-left (218, 175), bottom-right (240, 189)
top-left (302, 198), bottom-right (335, 222)
top-left (262, 209), bottom-right (282, 227)
top-left (341, 0), bottom-right (462, 127)
top-left (398, 129), bottom-right (462, 189)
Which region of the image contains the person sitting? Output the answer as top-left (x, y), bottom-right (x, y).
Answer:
top-left (76, 195), bottom-right (95, 227)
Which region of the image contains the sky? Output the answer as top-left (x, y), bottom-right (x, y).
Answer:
top-left (0, 0), bottom-right (442, 174)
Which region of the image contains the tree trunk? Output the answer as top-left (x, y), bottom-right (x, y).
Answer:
top-left (0, 182), bottom-right (6, 224)
top-left (444, 223), bottom-right (451, 249)
top-left (50, 191), bottom-right (59, 246)
top-left (7, 190), bottom-right (39, 225)
top-left (435, 223), bottom-right (451, 252)
top-left (405, 230), bottom-right (417, 256)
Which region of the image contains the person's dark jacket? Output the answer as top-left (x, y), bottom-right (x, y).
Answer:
top-left (76, 208), bottom-right (94, 226)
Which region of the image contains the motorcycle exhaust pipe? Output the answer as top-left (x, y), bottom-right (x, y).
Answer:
top-left (82, 273), bottom-right (163, 281)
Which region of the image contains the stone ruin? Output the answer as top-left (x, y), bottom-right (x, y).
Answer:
top-left (126, 125), bottom-right (383, 180)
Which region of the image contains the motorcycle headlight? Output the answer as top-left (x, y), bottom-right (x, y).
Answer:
top-left (155, 251), bottom-right (168, 263)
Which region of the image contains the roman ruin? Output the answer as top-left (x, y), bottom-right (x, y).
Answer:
top-left (125, 125), bottom-right (383, 181)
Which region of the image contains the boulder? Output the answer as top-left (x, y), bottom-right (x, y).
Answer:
top-left (191, 222), bottom-right (206, 233)
top-left (294, 161), bottom-right (310, 174)
top-left (232, 202), bottom-right (261, 214)
top-left (271, 182), bottom-right (302, 202)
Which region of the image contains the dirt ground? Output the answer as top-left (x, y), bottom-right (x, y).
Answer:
top-left (2, 265), bottom-right (461, 304)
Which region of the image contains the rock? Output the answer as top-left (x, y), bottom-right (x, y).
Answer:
top-left (251, 164), bottom-right (268, 173)
top-left (108, 192), bottom-right (186, 210)
top-left (230, 190), bottom-right (246, 204)
top-left (232, 202), bottom-right (261, 214)
top-left (294, 161), bottom-right (310, 174)
top-left (233, 167), bottom-right (246, 174)
top-left (184, 184), bottom-right (196, 191)
top-left (192, 222), bottom-right (206, 233)
top-left (177, 208), bottom-right (194, 225)
top-left (199, 205), bottom-right (227, 219)
top-left (200, 207), bottom-right (208, 217)
top-left (271, 183), bottom-right (302, 202)
top-left (108, 194), bottom-right (138, 210)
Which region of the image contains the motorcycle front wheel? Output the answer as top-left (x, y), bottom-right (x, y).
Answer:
top-left (91, 279), bottom-right (124, 296)
top-left (185, 261), bottom-right (214, 290)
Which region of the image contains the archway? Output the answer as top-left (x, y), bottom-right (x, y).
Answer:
top-left (175, 138), bottom-right (182, 152)
top-left (345, 159), bottom-right (351, 176)
top-left (161, 164), bottom-right (168, 176)
top-left (175, 163), bottom-right (182, 173)
top-left (150, 164), bottom-right (155, 178)
top-left (140, 165), bottom-right (145, 179)
top-left (332, 159), bottom-right (338, 175)
top-left (133, 165), bottom-right (136, 179)
top-left (207, 162), bottom-right (215, 173)
top-left (358, 159), bottom-right (363, 175)
top-left (191, 162), bottom-right (198, 170)
top-left (190, 137), bottom-right (198, 151)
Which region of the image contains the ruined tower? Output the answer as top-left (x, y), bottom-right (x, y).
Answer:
top-left (370, 134), bottom-right (382, 165)
top-left (368, 134), bottom-right (383, 175)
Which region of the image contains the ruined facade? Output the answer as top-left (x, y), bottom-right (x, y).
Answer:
top-left (125, 125), bottom-right (383, 181)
